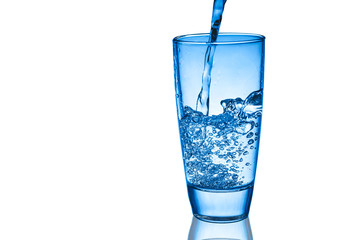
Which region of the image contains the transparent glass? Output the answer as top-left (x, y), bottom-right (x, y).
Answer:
top-left (173, 33), bottom-right (265, 222)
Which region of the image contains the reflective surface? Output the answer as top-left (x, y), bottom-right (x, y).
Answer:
top-left (188, 216), bottom-right (253, 240)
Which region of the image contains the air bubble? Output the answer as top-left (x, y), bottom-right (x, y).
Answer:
top-left (246, 132), bottom-right (254, 138)
top-left (235, 121), bottom-right (254, 135)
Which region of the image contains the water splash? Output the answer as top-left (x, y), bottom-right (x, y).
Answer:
top-left (181, 89), bottom-right (263, 190)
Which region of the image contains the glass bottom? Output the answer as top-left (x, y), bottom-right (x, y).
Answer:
top-left (187, 183), bottom-right (254, 223)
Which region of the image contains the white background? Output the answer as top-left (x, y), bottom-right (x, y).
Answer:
top-left (1, 0), bottom-right (359, 239)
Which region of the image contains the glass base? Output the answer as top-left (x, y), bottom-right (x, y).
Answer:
top-left (187, 183), bottom-right (254, 223)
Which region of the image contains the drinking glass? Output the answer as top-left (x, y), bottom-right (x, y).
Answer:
top-left (173, 33), bottom-right (265, 222)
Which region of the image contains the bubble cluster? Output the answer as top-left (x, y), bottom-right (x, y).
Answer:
top-left (179, 89), bottom-right (263, 190)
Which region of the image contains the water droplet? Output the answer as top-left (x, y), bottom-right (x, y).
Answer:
top-left (243, 151), bottom-right (249, 156)
top-left (248, 139), bottom-right (254, 145)
top-left (245, 162), bottom-right (250, 166)
top-left (244, 89), bottom-right (263, 107)
top-left (221, 97), bottom-right (244, 114)
top-left (221, 99), bottom-right (236, 112)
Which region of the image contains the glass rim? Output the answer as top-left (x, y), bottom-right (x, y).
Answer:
top-left (173, 32), bottom-right (265, 45)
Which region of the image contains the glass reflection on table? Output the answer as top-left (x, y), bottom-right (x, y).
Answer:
top-left (188, 216), bottom-right (253, 240)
